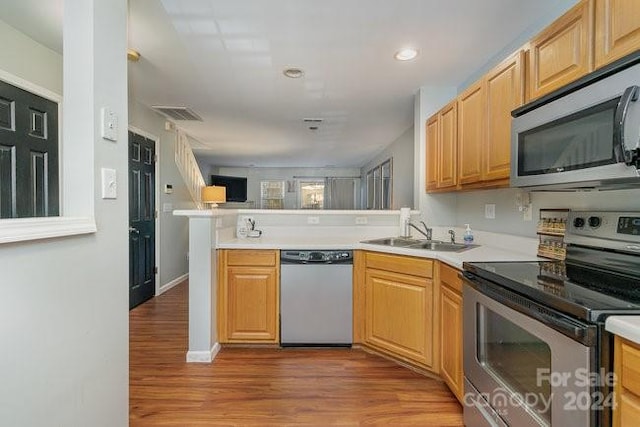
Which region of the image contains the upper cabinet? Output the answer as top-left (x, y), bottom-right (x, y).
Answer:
top-left (595, 0), bottom-right (640, 68)
top-left (484, 50), bottom-right (525, 182)
top-left (426, 101), bottom-right (457, 192)
top-left (528, 0), bottom-right (594, 100)
top-left (457, 81), bottom-right (485, 185)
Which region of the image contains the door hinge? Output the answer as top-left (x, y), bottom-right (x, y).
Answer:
top-left (153, 154), bottom-right (158, 163)
top-left (155, 210), bottom-right (158, 219)
top-left (154, 266), bottom-right (158, 274)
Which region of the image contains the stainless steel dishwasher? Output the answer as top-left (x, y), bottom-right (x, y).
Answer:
top-left (280, 250), bottom-right (353, 346)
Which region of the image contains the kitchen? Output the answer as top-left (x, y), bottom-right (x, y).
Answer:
top-left (1, 0), bottom-right (637, 427)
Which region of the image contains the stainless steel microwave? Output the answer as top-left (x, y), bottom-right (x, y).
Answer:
top-left (511, 61), bottom-right (640, 190)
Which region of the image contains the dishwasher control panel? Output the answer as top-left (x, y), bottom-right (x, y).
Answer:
top-left (280, 250), bottom-right (353, 264)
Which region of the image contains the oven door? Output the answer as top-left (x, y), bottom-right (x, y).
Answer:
top-left (463, 278), bottom-right (595, 427)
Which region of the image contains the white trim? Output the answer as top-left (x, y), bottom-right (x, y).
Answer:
top-left (0, 69), bottom-right (62, 103)
top-left (0, 216), bottom-right (96, 244)
top-left (128, 126), bottom-right (162, 295)
top-left (158, 273), bottom-right (188, 295)
top-left (186, 342), bottom-right (220, 363)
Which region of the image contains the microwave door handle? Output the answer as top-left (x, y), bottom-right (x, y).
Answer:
top-left (613, 85), bottom-right (639, 165)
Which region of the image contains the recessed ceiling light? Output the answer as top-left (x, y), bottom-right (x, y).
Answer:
top-left (283, 67), bottom-right (305, 78)
top-left (394, 48), bottom-right (418, 61)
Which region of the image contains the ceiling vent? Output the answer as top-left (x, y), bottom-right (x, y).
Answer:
top-left (152, 106), bottom-right (203, 121)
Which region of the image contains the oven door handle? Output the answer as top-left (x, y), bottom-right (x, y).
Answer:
top-left (613, 85), bottom-right (639, 166)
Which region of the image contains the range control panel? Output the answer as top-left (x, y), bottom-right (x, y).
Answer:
top-left (566, 211), bottom-right (640, 252)
top-left (280, 250), bottom-right (353, 264)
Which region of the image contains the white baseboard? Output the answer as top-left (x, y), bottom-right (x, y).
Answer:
top-left (158, 273), bottom-right (188, 295)
top-left (186, 342), bottom-right (221, 363)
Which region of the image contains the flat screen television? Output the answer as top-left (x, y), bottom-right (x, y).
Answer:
top-left (210, 175), bottom-right (248, 202)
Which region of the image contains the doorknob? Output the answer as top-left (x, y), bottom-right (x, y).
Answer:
top-left (129, 227), bottom-right (140, 234)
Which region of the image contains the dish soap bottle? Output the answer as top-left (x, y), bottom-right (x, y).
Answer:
top-left (463, 224), bottom-right (474, 245)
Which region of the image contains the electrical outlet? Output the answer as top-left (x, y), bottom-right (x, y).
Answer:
top-left (485, 204), bottom-right (496, 219)
top-left (355, 217), bottom-right (368, 225)
top-left (307, 216), bottom-right (320, 224)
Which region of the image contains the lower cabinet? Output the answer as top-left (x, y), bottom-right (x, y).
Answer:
top-left (217, 249), bottom-right (279, 343)
top-left (362, 252), bottom-right (437, 371)
top-left (438, 263), bottom-right (464, 403)
top-left (614, 336), bottom-right (640, 427)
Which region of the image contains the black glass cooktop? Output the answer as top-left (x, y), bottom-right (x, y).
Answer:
top-left (463, 260), bottom-right (640, 323)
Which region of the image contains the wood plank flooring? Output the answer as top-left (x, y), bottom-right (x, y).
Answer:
top-left (130, 281), bottom-right (463, 426)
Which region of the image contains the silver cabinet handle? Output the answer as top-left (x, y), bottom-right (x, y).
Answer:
top-left (129, 227), bottom-right (140, 234)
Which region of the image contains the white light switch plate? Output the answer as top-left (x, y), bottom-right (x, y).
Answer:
top-left (101, 107), bottom-right (118, 141)
top-left (101, 168), bottom-right (117, 199)
top-left (355, 217), bottom-right (368, 225)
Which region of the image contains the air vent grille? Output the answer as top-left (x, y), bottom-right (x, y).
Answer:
top-left (152, 106), bottom-right (203, 121)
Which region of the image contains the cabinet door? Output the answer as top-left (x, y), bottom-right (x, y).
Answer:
top-left (595, 0), bottom-right (640, 68)
top-left (438, 101), bottom-right (458, 189)
top-left (426, 115), bottom-right (439, 191)
top-left (457, 81), bottom-right (485, 185)
top-left (365, 269), bottom-right (434, 367)
top-left (484, 50), bottom-right (524, 182)
top-left (529, 0), bottom-right (594, 100)
top-left (226, 266), bottom-right (278, 342)
top-left (440, 284), bottom-right (463, 402)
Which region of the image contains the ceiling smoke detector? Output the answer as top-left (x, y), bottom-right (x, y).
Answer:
top-left (283, 67), bottom-right (305, 78)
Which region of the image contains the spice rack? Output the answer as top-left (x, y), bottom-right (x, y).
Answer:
top-left (537, 209), bottom-right (569, 260)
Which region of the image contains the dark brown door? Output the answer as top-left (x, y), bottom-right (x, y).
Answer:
top-left (129, 131), bottom-right (156, 309)
top-left (0, 79), bottom-right (58, 218)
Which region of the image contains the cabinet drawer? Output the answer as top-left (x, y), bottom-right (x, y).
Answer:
top-left (365, 252), bottom-right (433, 278)
top-left (620, 392), bottom-right (640, 426)
top-left (621, 340), bottom-right (640, 396)
top-left (440, 262), bottom-right (463, 294)
top-left (226, 249), bottom-right (278, 266)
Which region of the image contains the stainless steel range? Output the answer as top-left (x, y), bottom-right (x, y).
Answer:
top-left (462, 211), bottom-right (640, 427)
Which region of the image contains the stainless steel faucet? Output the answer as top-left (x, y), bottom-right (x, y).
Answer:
top-left (408, 221), bottom-right (433, 240)
top-left (448, 229), bottom-right (456, 243)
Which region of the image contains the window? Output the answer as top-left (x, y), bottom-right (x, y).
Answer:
top-left (260, 180), bottom-right (285, 209)
top-left (299, 180), bottom-right (324, 209)
top-left (366, 158), bottom-right (393, 210)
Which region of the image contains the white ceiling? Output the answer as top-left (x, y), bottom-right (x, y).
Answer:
top-left (2, 0), bottom-right (574, 168)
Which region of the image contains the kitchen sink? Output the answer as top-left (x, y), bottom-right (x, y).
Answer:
top-left (361, 237), bottom-right (479, 253)
top-left (408, 241), bottom-right (478, 252)
top-left (361, 237), bottom-right (424, 247)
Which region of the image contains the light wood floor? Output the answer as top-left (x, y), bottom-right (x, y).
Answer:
top-left (130, 281), bottom-right (464, 426)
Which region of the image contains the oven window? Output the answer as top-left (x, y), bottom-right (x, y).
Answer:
top-left (518, 97), bottom-right (618, 176)
top-left (478, 307), bottom-right (552, 424)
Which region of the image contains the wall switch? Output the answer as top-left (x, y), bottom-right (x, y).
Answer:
top-left (307, 216), bottom-right (320, 224)
top-left (101, 107), bottom-right (118, 141)
top-left (355, 217), bottom-right (368, 225)
top-left (101, 168), bottom-right (117, 199)
top-left (484, 204), bottom-right (496, 219)
top-left (523, 205), bottom-right (533, 221)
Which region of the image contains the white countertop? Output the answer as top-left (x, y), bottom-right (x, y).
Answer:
top-left (217, 236), bottom-right (540, 269)
top-left (606, 316), bottom-right (640, 345)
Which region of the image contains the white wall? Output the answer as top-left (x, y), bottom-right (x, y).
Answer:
top-left (213, 166), bottom-right (362, 209)
top-left (0, 2), bottom-right (129, 426)
top-left (361, 126), bottom-right (414, 209)
top-left (128, 99), bottom-right (192, 290)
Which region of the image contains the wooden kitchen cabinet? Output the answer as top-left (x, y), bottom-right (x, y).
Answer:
top-left (218, 249), bottom-right (279, 343)
top-left (595, 0), bottom-right (640, 68)
top-left (426, 101), bottom-right (457, 192)
top-left (438, 262), bottom-right (464, 403)
top-left (484, 50), bottom-right (524, 183)
top-left (528, 0), bottom-right (594, 100)
top-left (614, 336), bottom-right (640, 427)
top-left (457, 80), bottom-right (485, 185)
top-left (363, 252), bottom-right (437, 370)
top-left (425, 115), bottom-right (439, 191)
